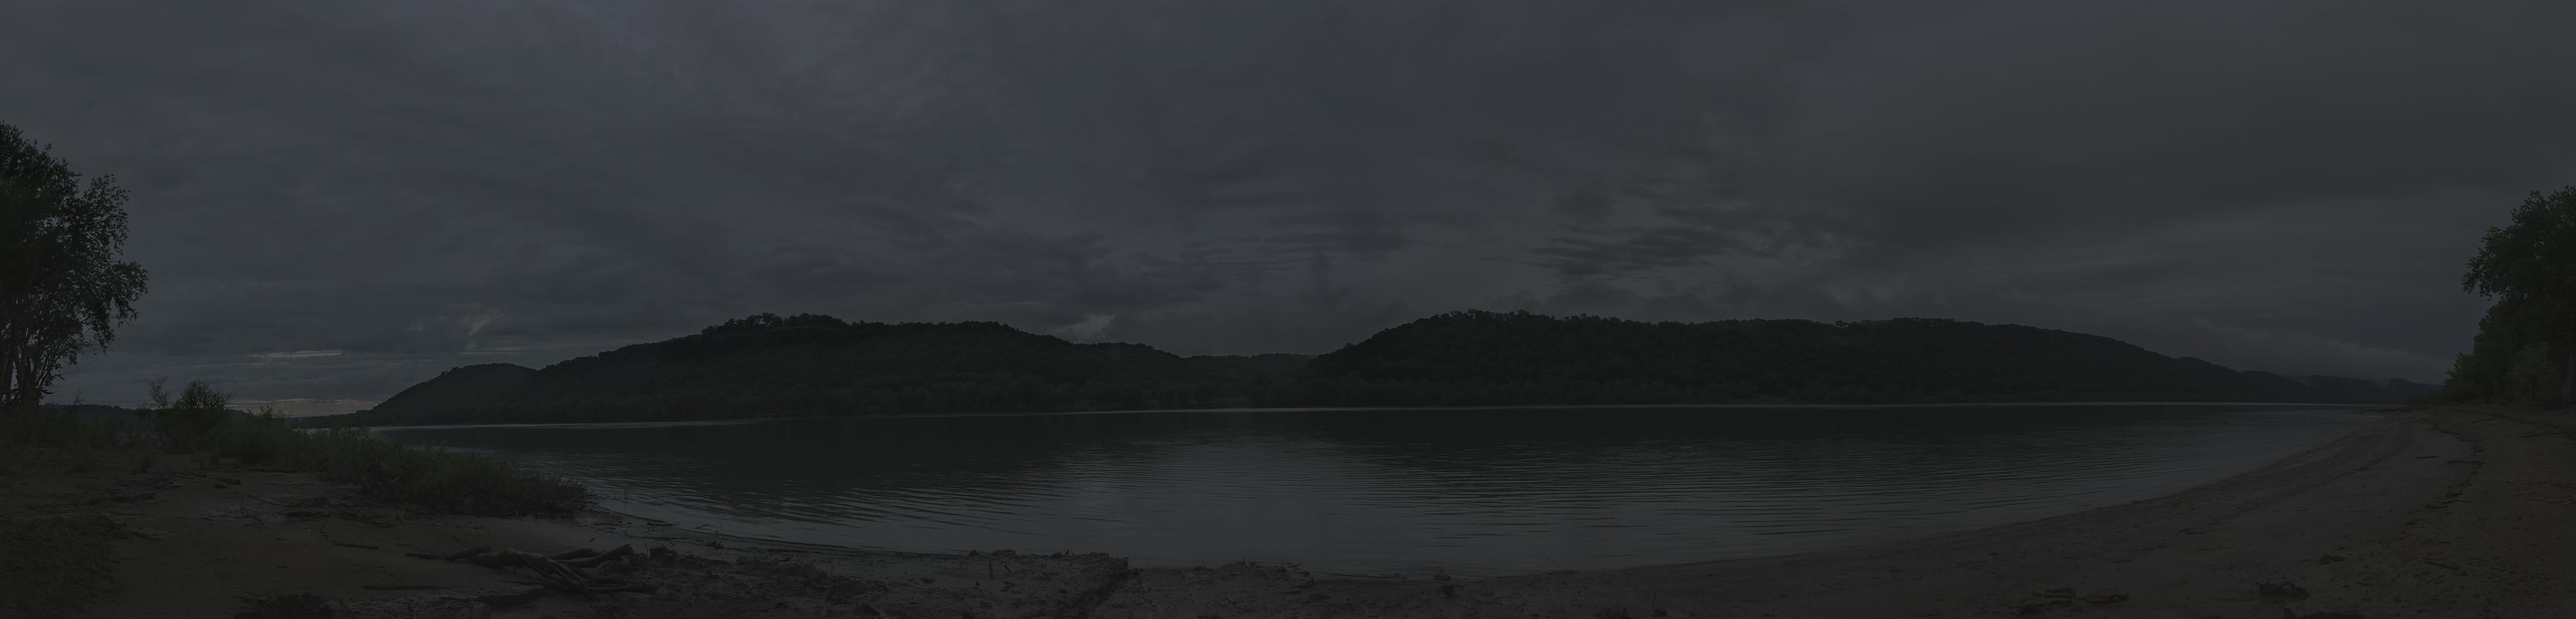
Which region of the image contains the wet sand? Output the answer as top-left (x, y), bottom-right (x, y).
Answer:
top-left (5, 406), bottom-right (2570, 618)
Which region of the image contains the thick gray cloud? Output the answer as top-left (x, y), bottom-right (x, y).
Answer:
top-left (5, 0), bottom-right (2566, 412)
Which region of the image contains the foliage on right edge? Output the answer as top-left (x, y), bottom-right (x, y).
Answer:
top-left (2441, 187), bottom-right (2576, 404)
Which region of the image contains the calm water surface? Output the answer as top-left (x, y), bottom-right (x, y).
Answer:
top-left (377, 405), bottom-right (2372, 575)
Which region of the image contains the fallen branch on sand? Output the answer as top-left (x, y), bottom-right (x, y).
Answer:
top-left (408, 544), bottom-right (651, 605)
top-left (361, 583), bottom-right (455, 590)
top-left (406, 546), bottom-right (489, 561)
top-left (572, 546), bottom-right (638, 567)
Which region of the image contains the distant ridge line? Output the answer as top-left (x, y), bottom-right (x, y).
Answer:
top-left (294, 311), bottom-right (2435, 427)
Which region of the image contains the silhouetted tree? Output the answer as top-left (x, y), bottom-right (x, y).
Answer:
top-left (2458, 187), bottom-right (2576, 403)
top-left (1, 122), bottom-right (149, 412)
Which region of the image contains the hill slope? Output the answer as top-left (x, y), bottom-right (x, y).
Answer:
top-left (368, 364), bottom-right (538, 418)
top-left (304, 311), bottom-right (2427, 427)
top-left (1269, 311), bottom-right (2426, 406)
top-left (305, 314), bottom-right (1305, 426)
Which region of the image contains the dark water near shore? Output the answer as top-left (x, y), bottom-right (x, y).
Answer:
top-left (377, 405), bottom-right (2372, 575)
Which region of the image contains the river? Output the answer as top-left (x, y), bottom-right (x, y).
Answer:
top-left (376, 404), bottom-right (2373, 576)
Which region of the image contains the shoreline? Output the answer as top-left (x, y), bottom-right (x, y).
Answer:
top-left (11, 406), bottom-right (2569, 617)
top-left (576, 405), bottom-right (2372, 580)
top-left (587, 405), bottom-right (2393, 576)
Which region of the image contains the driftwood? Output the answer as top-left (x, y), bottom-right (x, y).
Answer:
top-left (409, 544), bottom-right (653, 604)
top-left (566, 545), bottom-right (635, 568)
top-left (361, 583), bottom-right (455, 590)
top-left (332, 542), bottom-right (381, 550)
top-left (462, 549), bottom-right (594, 593)
top-left (406, 546), bottom-right (490, 560)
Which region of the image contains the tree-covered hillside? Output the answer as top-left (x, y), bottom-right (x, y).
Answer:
top-left (1270, 311), bottom-right (2425, 406)
top-left (303, 314), bottom-right (1307, 426)
top-left (302, 311), bottom-right (2429, 427)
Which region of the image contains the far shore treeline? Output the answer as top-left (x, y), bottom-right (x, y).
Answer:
top-left (293, 311), bottom-right (2438, 428)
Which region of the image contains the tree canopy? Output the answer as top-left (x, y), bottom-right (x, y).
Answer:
top-left (0, 122), bottom-right (149, 411)
top-left (2445, 187), bottom-right (2576, 403)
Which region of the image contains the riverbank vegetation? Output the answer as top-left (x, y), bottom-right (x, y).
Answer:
top-left (2, 381), bottom-right (587, 514)
top-left (207, 414), bottom-right (589, 514)
top-left (2435, 187), bottom-right (2576, 406)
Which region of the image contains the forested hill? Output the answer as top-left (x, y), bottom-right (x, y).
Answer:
top-left (368, 363), bottom-right (537, 416)
top-left (299, 311), bottom-right (2429, 427)
top-left (1267, 311), bottom-right (2434, 406)
top-left (301, 314), bottom-right (1311, 427)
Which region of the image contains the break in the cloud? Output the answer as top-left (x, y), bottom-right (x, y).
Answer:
top-left (5, 0), bottom-right (2568, 412)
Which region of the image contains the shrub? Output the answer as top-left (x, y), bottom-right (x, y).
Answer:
top-left (8, 385), bottom-right (587, 515)
top-left (140, 380), bottom-right (234, 452)
top-left (202, 408), bottom-right (292, 463)
top-left (206, 413), bottom-right (588, 514)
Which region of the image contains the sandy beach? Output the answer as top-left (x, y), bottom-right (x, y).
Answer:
top-left (4, 406), bottom-right (2570, 618)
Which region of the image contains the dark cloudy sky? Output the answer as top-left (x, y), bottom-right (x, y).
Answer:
top-left (7, 1), bottom-right (2571, 413)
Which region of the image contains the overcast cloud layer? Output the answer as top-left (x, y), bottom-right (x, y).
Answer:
top-left (7, 1), bottom-right (2571, 413)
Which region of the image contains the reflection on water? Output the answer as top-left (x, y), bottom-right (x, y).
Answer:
top-left (379, 405), bottom-right (2372, 575)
